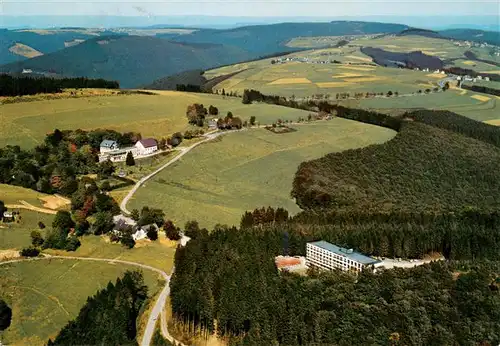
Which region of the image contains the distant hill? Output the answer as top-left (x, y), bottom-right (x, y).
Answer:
top-left (0, 29), bottom-right (97, 65)
top-left (0, 35), bottom-right (254, 88)
top-left (398, 28), bottom-right (444, 39)
top-left (166, 21), bottom-right (410, 55)
top-left (439, 29), bottom-right (500, 46)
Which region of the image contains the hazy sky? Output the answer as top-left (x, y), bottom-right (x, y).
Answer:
top-left (3, 0), bottom-right (499, 17)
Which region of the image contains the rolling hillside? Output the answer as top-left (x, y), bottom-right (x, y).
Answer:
top-left (0, 29), bottom-right (98, 65)
top-left (439, 29), bottom-right (500, 46)
top-left (0, 35), bottom-right (253, 88)
top-left (167, 21), bottom-right (409, 54)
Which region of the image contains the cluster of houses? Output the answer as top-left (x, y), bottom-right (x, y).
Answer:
top-left (112, 214), bottom-right (191, 245)
top-left (457, 75), bottom-right (491, 83)
top-left (272, 56), bottom-right (339, 65)
top-left (98, 138), bottom-right (158, 163)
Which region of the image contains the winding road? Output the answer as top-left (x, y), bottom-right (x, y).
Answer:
top-left (0, 255), bottom-right (185, 346)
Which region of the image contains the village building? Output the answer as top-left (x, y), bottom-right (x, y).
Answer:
top-left (306, 240), bottom-right (379, 272)
top-left (135, 138), bottom-right (158, 155)
top-left (2, 211), bottom-right (14, 222)
top-left (99, 140), bottom-right (119, 153)
top-left (208, 119), bottom-right (218, 129)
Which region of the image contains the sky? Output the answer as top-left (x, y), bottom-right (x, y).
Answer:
top-left (2, 0), bottom-right (499, 17)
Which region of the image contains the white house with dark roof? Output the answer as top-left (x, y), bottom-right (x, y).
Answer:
top-left (135, 138), bottom-right (158, 155)
top-left (99, 140), bottom-right (119, 154)
top-left (306, 240), bottom-right (379, 272)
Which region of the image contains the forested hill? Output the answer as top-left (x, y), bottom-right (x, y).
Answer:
top-left (439, 28), bottom-right (500, 46)
top-left (166, 21), bottom-right (409, 54)
top-left (292, 109), bottom-right (500, 213)
top-left (0, 35), bottom-right (253, 88)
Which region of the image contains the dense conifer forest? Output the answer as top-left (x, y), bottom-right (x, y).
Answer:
top-left (0, 74), bottom-right (119, 96)
top-left (171, 226), bottom-right (500, 346)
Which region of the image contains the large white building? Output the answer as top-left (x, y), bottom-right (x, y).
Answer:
top-left (306, 240), bottom-right (379, 272)
top-left (98, 138), bottom-right (159, 162)
top-left (135, 138), bottom-right (158, 155)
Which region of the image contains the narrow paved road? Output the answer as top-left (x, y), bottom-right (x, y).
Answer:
top-left (0, 255), bottom-right (184, 346)
top-left (120, 129), bottom-right (239, 215)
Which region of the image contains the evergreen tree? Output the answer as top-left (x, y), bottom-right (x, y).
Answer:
top-left (125, 151), bottom-right (135, 166)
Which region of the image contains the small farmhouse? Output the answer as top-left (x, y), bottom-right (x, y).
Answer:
top-left (135, 138), bottom-right (158, 155)
top-left (100, 140), bottom-right (119, 153)
top-left (208, 119), bottom-right (218, 129)
top-left (2, 211), bottom-right (14, 222)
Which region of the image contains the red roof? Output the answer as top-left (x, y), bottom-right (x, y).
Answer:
top-left (138, 138), bottom-right (157, 148)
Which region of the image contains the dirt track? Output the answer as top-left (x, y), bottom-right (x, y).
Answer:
top-left (5, 201), bottom-right (58, 215)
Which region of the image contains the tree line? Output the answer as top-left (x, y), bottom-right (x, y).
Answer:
top-left (0, 74), bottom-right (119, 97)
top-left (461, 83), bottom-right (500, 96)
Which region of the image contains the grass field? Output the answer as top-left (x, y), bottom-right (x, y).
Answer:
top-left (0, 91), bottom-right (311, 148)
top-left (0, 211), bottom-right (54, 251)
top-left (44, 233), bottom-right (176, 273)
top-left (353, 89), bottom-right (499, 122)
top-left (129, 120), bottom-right (396, 229)
top-left (0, 259), bottom-right (163, 346)
top-left (0, 184), bottom-right (50, 207)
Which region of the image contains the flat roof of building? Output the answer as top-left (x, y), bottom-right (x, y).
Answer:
top-left (308, 240), bottom-right (380, 265)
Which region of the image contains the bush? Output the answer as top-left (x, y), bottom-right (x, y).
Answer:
top-left (121, 233), bottom-right (136, 249)
top-left (38, 221), bottom-right (46, 229)
top-left (64, 236), bottom-right (81, 251)
top-left (30, 230), bottom-right (44, 247)
top-left (20, 247), bottom-right (40, 257)
top-left (147, 228), bottom-right (158, 241)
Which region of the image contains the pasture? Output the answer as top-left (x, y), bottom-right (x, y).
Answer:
top-left (0, 91), bottom-right (311, 148)
top-left (353, 89), bottom-right (499, 122)
top-left (129, 120), bottom-right (396, 229)
top-left (0, 184), bottom-right (49, 207)
top-left (44, 233), bottom-right (177, 273)
top-left (0, 210), bottom-right (54, 251)
top-left (0, 259), bottom-right (163, 346)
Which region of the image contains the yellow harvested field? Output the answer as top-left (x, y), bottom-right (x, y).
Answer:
top-left (426, 73), bottom-right (445, 78)
top-left (484, 119), bottom-right (500, 126)
top-left (463, 60), bottom-right (477, 65)
top-left (459, 89), bottom-right (467, 95)
top-left (8, 43), bottom-right (43, 58)
top-left (471, 94), bottom-right (491, 102)
top-left (316, 82), bottom-right (353, 88)
top-left (422, 51), bottom-right (447, 56)
top-left (268, 77), bottom-right (312, 85)
top-left (343, 76), bottom-right (385, 83)
top-left (481, 70), bottom-right (500, 75)
top-left (346, 55), bottom-right (372, 62)
top-left (338, 65), bottom-right (375, 71)
top-left (333, 72), bottom-right (365, 78)
top-left (216, 78), bottom-right (245, 89)
top-left (40, 195), bottom-right (71, 210)
top-left (383, 45), bottom-right (399, 48)
top-left (419, 83), bottom-right (435, 88)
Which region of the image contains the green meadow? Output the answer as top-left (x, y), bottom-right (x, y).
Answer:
top-left (129, 119), bottom-right (396, 229)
